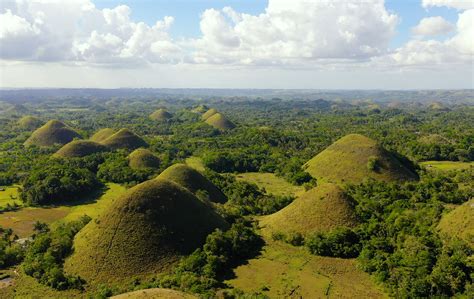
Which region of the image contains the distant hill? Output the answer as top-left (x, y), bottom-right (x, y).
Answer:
top-left (24, 120), bottom-right (82, 147)
top-left (437, 199), bottom-right (474, 248)
top-left (64, 178), bottom-right (228, 284)
top-left (205, 113), bottom-right (236, 130)
top-left (149, 108), bottom-right (172, 121)
top-left (261, 183), bottom-right (358, 236)
top-left (157, 163), bottom-right (227, 204)
top-left (303, 134), bottom-right (418, 184)
top-left (17, 116), bottom-right (43, 130)
top-left (202, 108), bottom-right (218, 120)
top-left (191, 104), bottom-right (209, 113)
top-left (90, 128), bottom-right (116, 143)
top-left (102, 128), bottom-right (148, 150)
top-left (54, 140), bottom-right (108, 158)
top-left (128, 148), bottom-right (160, 169)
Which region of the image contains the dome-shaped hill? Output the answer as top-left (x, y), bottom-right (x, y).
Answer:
top-left (261, 183), bottom-right (358, 237)
top-left (303, 134), bottom-right (417, 184)
top-left (437, 199), bottom-right (474, 248)
top-left (17, 115), bottom-right (43, 130)
top-left (149, 108), bottom-right (172, 121)
top-left (102, 128), bottom-right (148, 150)
top-left (157, 164), bottom-right (227, 204)
top-left (54, 140), bottom-right (108, 158)
top-left (192, 104), bottom-right (209, 113)
top-left (129, 148), bottom-right (160, 169)
top-left (24, 120), bottom-right (82, 147)
top-left (90, 128), bottom-right (116, 143)
top-left (205, 113), bottom-right (236, 130)
top-left (202, 108), bottom-right (218, 120)
top-left (64, 178), bottom-right (228, 284)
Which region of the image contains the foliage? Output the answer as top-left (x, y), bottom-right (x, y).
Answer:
top-left (97, 151), bottom-right (154, 185)
top-left (0, 226), bottom-right (24, 269)
top-left (306, 227), bottom-right (361, 258)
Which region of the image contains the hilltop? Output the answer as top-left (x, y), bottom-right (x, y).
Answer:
top-left (191, 104), bottom-right (209, 113)
top-left (205, 113), bottom-right (236, 130)
top-left (303, 134), bottom-right (418, 184)
top-left (54, 140), bottom-right (108, 158)
top-left (261, 183), bottom-right (358, 237)
top-left (157, 163), bottom-right (227, 203)
top-left (101, 128), bottom-right (148, 150)
top-left (64, 178), bottom-right (228, 284)
top-left (90, 128), bottom-right (116, 143)
top-left (24, 120), bottom-right (82, 147)
top-left (202, 108), bottom-right (218, 120)
top-left (17, 116), bottom-right (43, 130)
top-left (128, 148), bottom-right (160, 169)
top-left (437, 199), bottom-right (474, 248)
top-left (149, 108), bottom-right (172, 121)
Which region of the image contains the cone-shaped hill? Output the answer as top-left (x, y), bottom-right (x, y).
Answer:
top-left (192, 104), bottom-right (209, 113)
top-left (54, 140), bottom-right (108, 158)
top-left (149, 108), bottom-right (172, 121)
top-left (205, 113), bottom-right (236, 130)
top-left (437, 199), bottom-right (474, 248)
top-left (101, 128), bottom-right (148, 151)
top-left (303, 134), bottom-right (418, 184)
top-left (201, 108), bottom-right (218, 120)
top-left (17, 115), bottom-right (43, 130)
top-left (64, 178), bottom-right (228, 284)
top-left (90, 128), bottom-right (116, 143)
top-left (261, 183), bottom-right (358, 237)
top-left (24, 120), bottom-right (82, 147)
top-left (128, 148), bottom-right (160, 170)
top-left (157, 164), bottom-right (227, 204)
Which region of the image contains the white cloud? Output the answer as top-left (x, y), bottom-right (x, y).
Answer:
top-left (422, 0), bottom-right (474, 10)
top-left (411, 16), bottom-right (454, 36)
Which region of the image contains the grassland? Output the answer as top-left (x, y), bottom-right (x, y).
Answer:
top-left (420, 161), bottom-right (474, 171)
top-left (0, 185), bottom-right (22, 207)
top-left (24, 119), bottom-right (82, 147)
top-left (226, 232), bottom-right (387, 298)
top-left (101, 128), bottom-right (148, 150)
top-left (112, 288), bottom-right (197, 298)
top-left (234, 172), bottom-right (304, 197)
top-left (437, 198), bottom-right (474, 248)
top-left (185, 156), bottom-right (206, 172)
top-left (205, 113), bottom-right (236, 130)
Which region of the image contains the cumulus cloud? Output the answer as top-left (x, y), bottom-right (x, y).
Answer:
top-left (191, 0), bottom-right (398, 65)
top-left (422, 0), bottom-right (474, 10)
top-left (411, 16), bottom-right (454, 36)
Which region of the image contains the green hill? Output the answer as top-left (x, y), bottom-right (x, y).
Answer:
top-left (112, 288), bottom-right (197, 299)
top-left (201, 108), bottom-right (218, 120)
top-left (24, 120), bottom-right (82, 147)
top-left (54, 140), bottom-right (108, 158)
top-left (149, 108), bottom-right (172, 121)
top-left (205, 113), bottom-right (236, 130)
top-left (303, 134), bottom-right (417, 184)
top-left (437, 199), bottom-right (474, 248)
top-left (17, 116), bottom-right (43, 130)
top-left (64, 178), bottom-right (228, 284)
top-left (102, 128), bottom-right (148, 150)
top-left (157, 164), bottom-right (227, 204)
top-left (128, 148), bottom-right (160, 169)
top-left (90, 128), bottom-right (116, 142)
top-left (191, 104), bottom-right (209, 113)
top-left (261, 183), bottom-right (358, 237)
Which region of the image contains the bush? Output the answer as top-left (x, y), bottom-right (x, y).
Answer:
top-left (306, 227), bottom-right (361, 258)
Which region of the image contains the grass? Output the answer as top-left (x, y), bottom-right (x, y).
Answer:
top-left (226, 231), bottom-right (387, 298)
top-left (112, 288), bottom-right (197, 298)
top-left (185, 156), bottom-right (206, 172)
top-left (201, 108), bottom-right (218, 120)
top-left (90, 128), bottom-right (116, 142)
top-left (0, 185), bottom-right (22, 208)
top-left (303, 134), bottom-right (418, 185)
top-left (54, 140), bottom-right (108, 158)
top-left (234, 172), bottom-right (304, 197)
top-left (260, 183), bottom-right (358, 237)
top-left (420, 161), bottom-right (474, 171)
top-left (204, 113), bottom-right (235, 130)
top-left (64, 179), bottom-right (228, 284)
top-left (24, 119), bottom-right (82, 147)
top-left (102, 128), bottom-right (148, 150)
top-left (437, 198), bottom-right (474, 248)
top-left (149, 108), bottom-right (172, 121)
top-left (158, 163), bottom-right (227, 203)
top-left (128, 148), bottom-right (160, 169)
top-left (17, 115), bottom-right (43, 130)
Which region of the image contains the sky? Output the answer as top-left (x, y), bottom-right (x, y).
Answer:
top-left (0, 0), bottom-right (472, 89)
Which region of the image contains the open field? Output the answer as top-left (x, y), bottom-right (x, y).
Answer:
top-left (234, 172), bottom-right (305, 197)
top-left (0, 185), bottom-right (22, 207)
top-left (420, 161), bottom-right (474, 171)
top-left (226, 232), bottom-right (387, 298)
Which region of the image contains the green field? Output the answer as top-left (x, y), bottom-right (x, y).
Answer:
top-left (234, 172), bottom-right (304, 197)
top-left (420, 161), bottom-right (474, 171)
top-left (0, 185), bottom-right (22, 208)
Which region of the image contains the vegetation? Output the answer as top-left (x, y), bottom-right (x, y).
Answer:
top-left (54, 140), bottom-right (108, 158)
top-left (437, 198), bottom-right (474, 248)
top-left (204, 113), bottom-right (235, 130)
top-left (24, 120), bottom-right (82, 147)
top-left (101, 128), bottom-right (148, 150)
top-left (201, 108), bottom-right (218, 120)
top-left (17, 116), bottom-right (43, 130)
top-left (89, 128), bottom-right (116, 143)
top-left (149, 108), bottom-right (172, 121)
top-left (0, 226), bottom-right (24, 268)
top-left (128, 148), bottom-right (160, 170)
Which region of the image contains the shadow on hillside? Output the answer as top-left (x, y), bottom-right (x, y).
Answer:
top-left (44, 185), bottom-right (109, 208)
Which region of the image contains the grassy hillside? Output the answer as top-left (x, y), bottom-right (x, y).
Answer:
top-left (24, 120), bottom-right (82, 147)
top-left (102, 128), bottom-right (148, 150)
top-left (235, 172), bottom-right (304, 197)
top-left (261, 183), bottom-right (358, 237)
top-left (191, 104), bottom-right (209, 113)
top-left (0, 185), bottom-right (21, 207)
top-left (54, 140), bottom-right (108, 158)
top-left (303, 134), bottom-right (418, 184)
top-left (149, 108), bottom-right (172, 121)
top-left (420, 161), bottom-right (474, 172)
top-left (185, 156), bottom-right (206, 172)
top-left (158, 163), bottom-right (227, 203)
top-left (90, 128), bottom-right (116, 142)
top-left (128, 148), bottom-right (160, 169)
top-left (17, 115), bottom-right (43, 130)
top-left (201, 108), bottom-right (218, 120)
top-left (437, 199), bottom-right (474, 248)
top-left (112, 288), bottom-right (197, 298)
top-left (205, 113), bottom-right (235, 130)
top-left (64, 178), bottom-right (228, 284)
